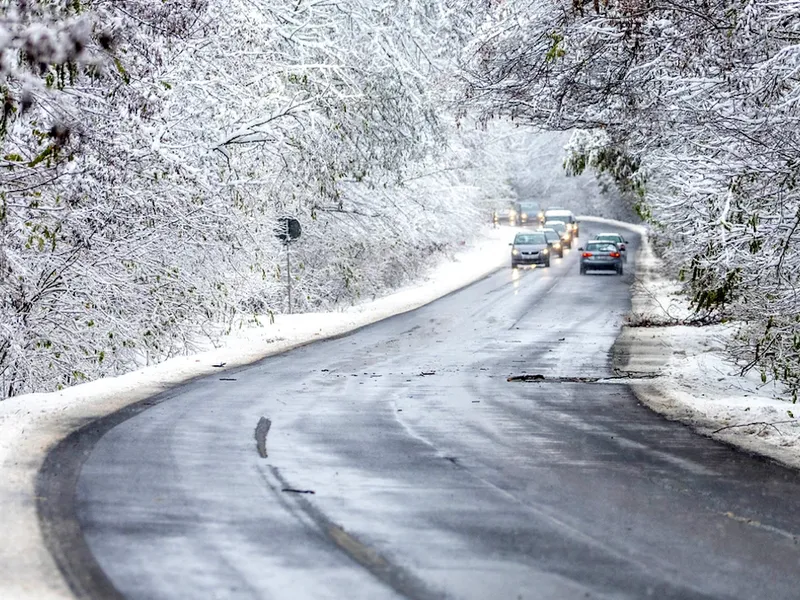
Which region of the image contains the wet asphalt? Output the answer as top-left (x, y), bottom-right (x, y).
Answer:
top-left (53, 225), bottom-right (800, 599)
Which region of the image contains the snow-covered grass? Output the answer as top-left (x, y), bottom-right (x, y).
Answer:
top-left (0, 224), bottom-right (515, 599)
top-left (592, 216), bottom-right (800, 469)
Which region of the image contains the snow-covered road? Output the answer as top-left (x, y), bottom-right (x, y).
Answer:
top-left (40, 223), bottom-right (800, 599)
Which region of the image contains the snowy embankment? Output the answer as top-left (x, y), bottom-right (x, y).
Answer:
top-left (588, 216), bottom-right (800, 469)
top-left (0, 225), bottom-right (514, 599)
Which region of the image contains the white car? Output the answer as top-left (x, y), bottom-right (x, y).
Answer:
top-left (543, 209), bottom-right (579, 237)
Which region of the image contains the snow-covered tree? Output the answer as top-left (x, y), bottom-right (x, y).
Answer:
top-left (464, 0), bottom-right (800, 395)
top-left (1, 1), bottom-right (221, 396)
top-left (1, 1), bottom-right (528, 397)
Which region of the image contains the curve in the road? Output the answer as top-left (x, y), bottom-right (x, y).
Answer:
top-left (38, 225), bottom-right (800, 600)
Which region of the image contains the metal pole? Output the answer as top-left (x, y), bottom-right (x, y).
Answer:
top-left (286, 243), bottom-right (292, 314)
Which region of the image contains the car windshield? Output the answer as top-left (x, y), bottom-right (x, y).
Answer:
top-left (545, 221), bottom-right (566, 233)
top-left (587, 242), bottom-right (618, 253)
top-left (514, 233), bottom-right (547, 245)
top-left (518, 204), bottom-right (539, 213)
top-left (545, 211), bottom-right (573, 222)
top-left (542, 230), bottom-right (559, 242)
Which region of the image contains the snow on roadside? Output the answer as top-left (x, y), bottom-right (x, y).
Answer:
top-left (588, 216), bottom-right (800, 469)
top-left (0, 224), bottom-right (515, 600)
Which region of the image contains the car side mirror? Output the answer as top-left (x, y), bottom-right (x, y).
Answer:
top-left (578, 247), bottom-right (584, 252)
top-left (624, 240), bottom-right (629, 244)
top-left (508, 243), bottom-right (513, 246)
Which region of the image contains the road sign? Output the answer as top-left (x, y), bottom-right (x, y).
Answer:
top-left (276, 218), bottom-right (301, 244)
top-left (276, 218), bottom-right (301, 314)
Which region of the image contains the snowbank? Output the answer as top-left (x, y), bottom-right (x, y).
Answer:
top-left (598, 216), bottom-right (800, 470)
top-left (0, 225), bottom-right (515, 599)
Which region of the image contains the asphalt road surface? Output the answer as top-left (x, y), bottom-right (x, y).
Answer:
top-left (43, 225), bottom-right (800, 599)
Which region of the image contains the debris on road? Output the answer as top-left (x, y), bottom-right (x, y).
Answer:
top-left (507, 373), bottom-right (660, 383)
top-left (508, 374), bottom-right (546, 382)
top-left (255, 417), bottom-right (272, 458)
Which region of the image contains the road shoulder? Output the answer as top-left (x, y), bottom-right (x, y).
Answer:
top-left (596, 216), bottom-right (800, 471)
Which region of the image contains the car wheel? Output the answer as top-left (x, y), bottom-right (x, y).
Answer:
top-left (617, 265), bottom-right (624, 275)
top-left (545, 259), bottom-right (551, 268)
top-left (580, 267), bottom-right (586, 275)
top-left (559, 250), bottom-right (564, 258)
top-left (512, 262), bottom-right (518, 269)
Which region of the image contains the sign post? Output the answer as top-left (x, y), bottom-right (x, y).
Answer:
top-left (276, 218), bottom-right (302, 314)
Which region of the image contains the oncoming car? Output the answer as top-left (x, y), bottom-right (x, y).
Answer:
top-left (544, 220), bottom-right (572, 249)
top-left (579, 241), bottom-right (623, 275)
top-left (517, 202), bottom-right (545, 227)
top-left (593, 232), bottom-right (629, 261)
top-left (544, 209), bottom-right (579, 237)
top-left (510, 231), bottom-right (551, 268)
top-left (493, 204), bottom-right (519, 226)
top-left (541, 228), bottom-right (564, 257)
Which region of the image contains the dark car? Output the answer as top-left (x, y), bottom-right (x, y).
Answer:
top-left (516, 203), bottom-right (544, 227)
top-left (544, 220), bottom-right (572, 248)
top-left (511, 231), bottom-right (551, 268)
top-left (579, 241), bottom-right (623, 275)
top-left (541, 228), bottom-right (564, 257)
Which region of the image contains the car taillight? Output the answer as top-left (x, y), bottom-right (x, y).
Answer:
top-left (582, 252), bottom-right (592, 258)
top-left (610, 251), bottom-right (620, 258)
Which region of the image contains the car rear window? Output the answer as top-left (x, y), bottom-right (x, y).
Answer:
top-left (514, 233), bottom-right (547, 245)
top-left (543, 230), bottom-right (559, 242)
top-left (597, 234), bottom-right (622, 242)
top-left (544, 221), bottom-right (565, 232)
top-left (587, 242), bottom-right (618, 252)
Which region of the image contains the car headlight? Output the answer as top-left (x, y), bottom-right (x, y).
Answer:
top-left (542, 248), bottom-right (549, 254)
top-left (509, 210), bottom-right (516, 218)
top-left (512, 249), bottom-right (520, 255)
top-left (521, 213), bottom-right (528, 220)
top-left (553, 242), bottom-right (561, 249)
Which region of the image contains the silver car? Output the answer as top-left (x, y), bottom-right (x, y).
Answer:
top-left (579, 240), bottom-right (623, 275)
top-left (541, 228), bottom-right (564, 257)
top-left (593, 232), bottom-right (629, 262)
top-left (544, 220), bottom-right (573, 249)
top-left (511, 231), bottom-right (551, 268)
